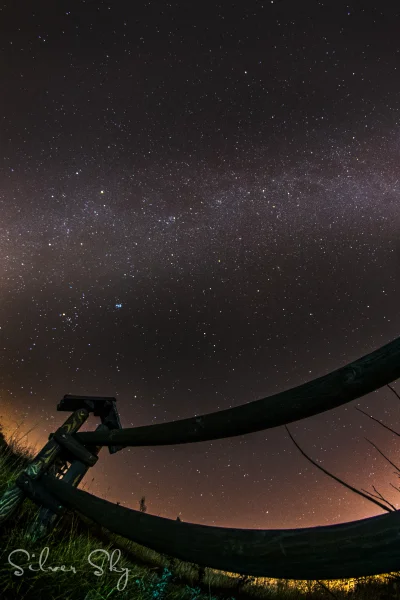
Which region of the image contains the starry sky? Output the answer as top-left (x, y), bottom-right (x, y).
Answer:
top-left (1, 1), bottom-right (400, 530)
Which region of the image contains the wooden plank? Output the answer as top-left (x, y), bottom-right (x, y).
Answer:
top-left (41, 474), bottom-right (400, 580)
top-left (75, 336), bottom-right (400, 447)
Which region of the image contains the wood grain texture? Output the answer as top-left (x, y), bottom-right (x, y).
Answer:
top-left (0, 409), bottom-right (89, 525)
top-left (28, 422), bottom-right (110, 541)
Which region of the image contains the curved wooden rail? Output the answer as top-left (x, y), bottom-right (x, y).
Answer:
top-left (75, 336), bottom-right (400, 447)
top-left (41, 473), bottom-right (400, 580)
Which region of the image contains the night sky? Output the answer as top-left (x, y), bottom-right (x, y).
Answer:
top-left (1, 1), bottom-right (400, 530)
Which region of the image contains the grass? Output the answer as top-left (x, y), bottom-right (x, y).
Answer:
top-left (0, 427), bottom-right (400, 600)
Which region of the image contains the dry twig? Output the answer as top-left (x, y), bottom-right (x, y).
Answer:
top-left (285, 426), bottom-right (392, 512)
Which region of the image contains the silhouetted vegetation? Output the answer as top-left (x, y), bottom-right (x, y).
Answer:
top-left (1, 429), bottom-right (400, 599)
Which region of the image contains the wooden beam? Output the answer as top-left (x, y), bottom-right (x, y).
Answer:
top-left (41, 474), bottom-right (400, 580)
top-left (75, 336), bottom-right (400, 447)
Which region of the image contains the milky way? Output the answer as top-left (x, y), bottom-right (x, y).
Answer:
top-left (1, 2), bottom-right (400, 529)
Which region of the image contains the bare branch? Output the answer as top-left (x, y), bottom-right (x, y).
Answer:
top-left (364, 437), bottom-right (400, 474)
top-left (360, 488), bottom-right (378, 499)
top-left (285, 426), bottom-right (392, 513)
top-left (372, 485), bottom-right (397, 511)
top-left (360, 488), bottom-right (395, 511)
top-left (387, 383), bottom-right (400, 402)
top-left (355, 407), bottom-right (400, 437)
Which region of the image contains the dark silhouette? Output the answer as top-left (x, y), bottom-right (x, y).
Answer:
top-left (139, 496), bottom-right (147, 513)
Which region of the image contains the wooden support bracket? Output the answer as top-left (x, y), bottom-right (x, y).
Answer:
top-left (53, 431), bottom-right (98, 466)
top-left (16, 473), bottom-right (64, 515)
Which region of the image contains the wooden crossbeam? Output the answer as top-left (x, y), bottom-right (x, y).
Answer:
top-left (41, 473), bottom-right (400, 580)
top-left (74, 336), bottom-right (400, 447)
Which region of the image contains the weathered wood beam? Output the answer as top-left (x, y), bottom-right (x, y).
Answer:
top-left (41, 474), bottom-right (400, 580)
top-left (0, 409), bottom-right (89, 525)
top-left (74, 336), bottom-right (400, 447)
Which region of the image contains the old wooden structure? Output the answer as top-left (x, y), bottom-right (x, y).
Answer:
top-left (1, 335), bottom-right (400, 579)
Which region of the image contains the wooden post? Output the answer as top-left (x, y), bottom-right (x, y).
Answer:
top-left (0, 408), bottom-right (89, 526)
top-left (27, 423), bottom-right (108, 541)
